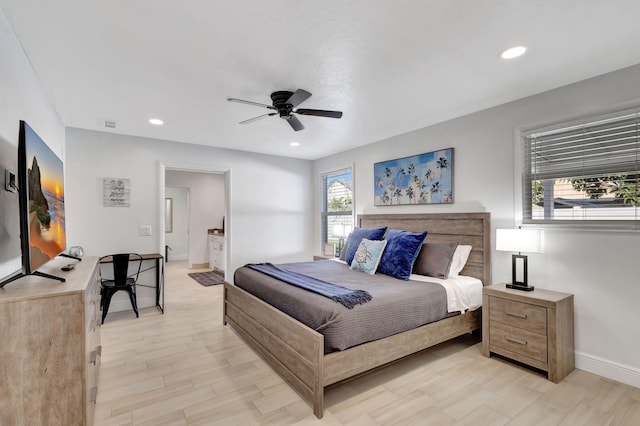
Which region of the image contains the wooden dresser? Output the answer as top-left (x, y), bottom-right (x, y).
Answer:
top-left (0, 256), bottom-right (101, 425)
top-left (482, 283), bottom-right (574, 383)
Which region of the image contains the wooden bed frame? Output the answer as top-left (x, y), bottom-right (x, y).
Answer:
top-left (223, 212), bottom-right (491, 418)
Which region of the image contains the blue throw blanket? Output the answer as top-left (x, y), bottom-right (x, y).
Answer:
top-left (246, 263), bottom-right (372, 309)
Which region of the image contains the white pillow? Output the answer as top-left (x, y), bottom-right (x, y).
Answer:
top-left (448, 245), bottom-right (472, 277)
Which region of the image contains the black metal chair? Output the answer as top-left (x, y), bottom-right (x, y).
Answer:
top-left (99, 253), bottom-right (143, 324)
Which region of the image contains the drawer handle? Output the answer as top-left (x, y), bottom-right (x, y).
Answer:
top-left (90, 386), bottom-right (97, 404)
top-left (97, 345), bottom-right (102, 356)
top-left (90, 350), bottom-right (97, 365)
top-left (505, 310), bottom-right (527, 319)
top-left (505, 335), bottom-right (528, 346)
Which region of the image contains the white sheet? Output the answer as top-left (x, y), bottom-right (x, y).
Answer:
top-left (332, 257), bottom-right (482, 314)
top-left (409, 274), bottom-right (483, 314)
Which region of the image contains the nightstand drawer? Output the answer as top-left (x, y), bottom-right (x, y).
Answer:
top-left (490, 321), bottom-right (548, 363)
top-left (489, 297), bottom-right (547, 335)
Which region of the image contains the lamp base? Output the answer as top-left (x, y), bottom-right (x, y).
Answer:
top-left (506, 283), bottom-right (535, 291)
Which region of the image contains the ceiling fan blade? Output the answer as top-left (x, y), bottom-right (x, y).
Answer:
top-left (295, 108), bottom-right (343, 119)
top-left (227, 97), bottom-right (276, 110)
top-left (239, 113), bottom-right (276, 124)
top-left (286, 115), bottom-right (305, 131)
top-left (285, 89), bottom-right (312, 108)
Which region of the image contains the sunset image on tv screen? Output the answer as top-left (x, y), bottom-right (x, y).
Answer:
top-left (24, 124), bottom-right (66, 270)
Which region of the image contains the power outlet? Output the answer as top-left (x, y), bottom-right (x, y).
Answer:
top-left (138, 225), bottom-right (152, 236)
top-left (5, 169), bottom-right (17, 193)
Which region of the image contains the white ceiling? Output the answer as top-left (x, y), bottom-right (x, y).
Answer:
top-left (3, 1), bottom-right (640, 160)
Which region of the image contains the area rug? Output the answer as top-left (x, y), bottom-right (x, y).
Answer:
top-left (188, 270), bottom-right (225, 287)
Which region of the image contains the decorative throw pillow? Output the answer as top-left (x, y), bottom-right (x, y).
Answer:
top-left (344, 227), bottom-right (387, 265)
top-left (448, 245), bottom-right (472, 277)
top-left (413, 242), bottom-right (459, 278)
top-left (350, 239), bottom-right (388, 274)
top-left (377, 229), bottom-right (428, 280)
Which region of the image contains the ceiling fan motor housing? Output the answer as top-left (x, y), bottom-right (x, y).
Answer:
top-left (271, 91), bottom-right (294, 117)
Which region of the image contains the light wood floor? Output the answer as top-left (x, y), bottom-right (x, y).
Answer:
top-left (95, 261), bottom-right (640, 425)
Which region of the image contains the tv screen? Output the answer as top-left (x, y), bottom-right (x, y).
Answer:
top-left (18, 121), bottom-right (66, 274)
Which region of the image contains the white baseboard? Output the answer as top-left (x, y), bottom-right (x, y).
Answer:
top-left (576, 351), bottom-right (640, 388)
top-left (167, 254), bottom-right (187, 261)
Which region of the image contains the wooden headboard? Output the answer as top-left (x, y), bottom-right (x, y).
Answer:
top-left (358, 212), bottom-right (491, 286)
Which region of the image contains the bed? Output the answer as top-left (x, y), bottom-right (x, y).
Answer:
top-left (223, 212), bottom-right (491, 418)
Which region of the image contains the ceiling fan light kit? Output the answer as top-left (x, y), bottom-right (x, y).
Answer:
top-left (228, 89), bottom-right (342, 131)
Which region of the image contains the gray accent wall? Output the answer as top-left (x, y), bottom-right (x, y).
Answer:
top-left (314, 63), bottom-right (640, 387)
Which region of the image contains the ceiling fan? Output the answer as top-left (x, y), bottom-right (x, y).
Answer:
top-left (227, 89), bottom-right (343, 131)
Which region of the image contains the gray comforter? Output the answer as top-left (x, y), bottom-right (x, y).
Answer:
top-left (233, 260), bottom-right (448, 353)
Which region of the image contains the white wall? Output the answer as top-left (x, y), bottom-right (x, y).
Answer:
top-left (164, 186), bottom-right (189, 261)
top-left (65, 129), bottom-right (313, 312)
top-left (314, 63), bottom-right (640, 387)
top-left (65, 128), bottom-right (314, 277)
top-left (165, 170), bottom-right (226, 266)
top-left (0, 9), bottom-right (65, 281)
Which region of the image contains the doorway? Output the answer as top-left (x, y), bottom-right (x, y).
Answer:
top-left (159, 162), bottom-right (230, 277)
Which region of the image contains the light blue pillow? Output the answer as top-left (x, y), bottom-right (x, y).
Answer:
top-left (344, 226), bottom-right (387, 265)
top-left (350, 239), bottom-right (388, 275)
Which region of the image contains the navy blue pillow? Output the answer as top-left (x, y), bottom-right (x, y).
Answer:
top-left (378, 229), bottom-right (428, 280)
top-left (344, 227), bottom-right (387, 265)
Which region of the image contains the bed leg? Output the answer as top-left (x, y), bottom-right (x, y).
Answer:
top-left (313, 343), bottom-right (324, 418)
top-left (223, 284), bottom-right (228, 325)
top-left (313, 397), bottom-right (323, 419)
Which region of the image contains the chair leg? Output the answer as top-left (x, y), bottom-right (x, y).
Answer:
top-left (127, 286), bottom-right (139, 318)
top-left (101, 288), bottom-right (115, 324)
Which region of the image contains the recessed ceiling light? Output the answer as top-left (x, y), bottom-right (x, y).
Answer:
top-left (149, 118), bottom-right (164, 125)
top-left (290, 142), bottom-right (300, 147)
top-left (500, 46), bottom-right (527, 59)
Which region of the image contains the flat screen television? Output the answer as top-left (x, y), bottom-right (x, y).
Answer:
top-left (13, 121), bottom-right (67, 283)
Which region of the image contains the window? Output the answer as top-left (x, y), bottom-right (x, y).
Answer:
top-left (321, 168), bottom-right (353, 256)
top-left (522, 109), bottom-right (639, 228)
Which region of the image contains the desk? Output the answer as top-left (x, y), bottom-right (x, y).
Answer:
top-left (99, 253), bottom-right (164, 313)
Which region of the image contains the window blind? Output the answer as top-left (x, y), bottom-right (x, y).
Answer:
top-left (522, 109), bottom-right (639, 226)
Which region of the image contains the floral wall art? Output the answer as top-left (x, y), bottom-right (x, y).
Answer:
top-left (374, 148), bottom-right (453, 206)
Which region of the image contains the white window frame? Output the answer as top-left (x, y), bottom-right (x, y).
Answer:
top-left (321, 167), bottom-right (354, 255)
top-left (520, 108), bottom-right (640, 230)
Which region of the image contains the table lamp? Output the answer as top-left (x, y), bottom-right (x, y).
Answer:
top-left (333, 224), bottom-right (347, 257)
top-left (496, 228), bottom-right (544, 291)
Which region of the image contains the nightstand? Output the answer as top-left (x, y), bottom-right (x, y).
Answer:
top-left (482, 284), bottom-right (574, 383)
top-left (313, 255), bottom-right (334, 261)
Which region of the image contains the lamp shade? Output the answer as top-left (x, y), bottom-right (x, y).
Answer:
top-left (333, 224), bottom-right (346, 238)
top-left (496, 229), bottom-right (544, 254)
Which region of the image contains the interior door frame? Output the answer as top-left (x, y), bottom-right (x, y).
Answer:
top-left (158, 161), bottom-right (231, 277)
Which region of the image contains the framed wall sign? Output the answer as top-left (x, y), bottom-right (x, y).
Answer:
top-left (103, 177), bottom-right (131, 207)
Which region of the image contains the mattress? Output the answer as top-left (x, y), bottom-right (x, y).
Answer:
top-left (233, 259), bottom-right (480, 353)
